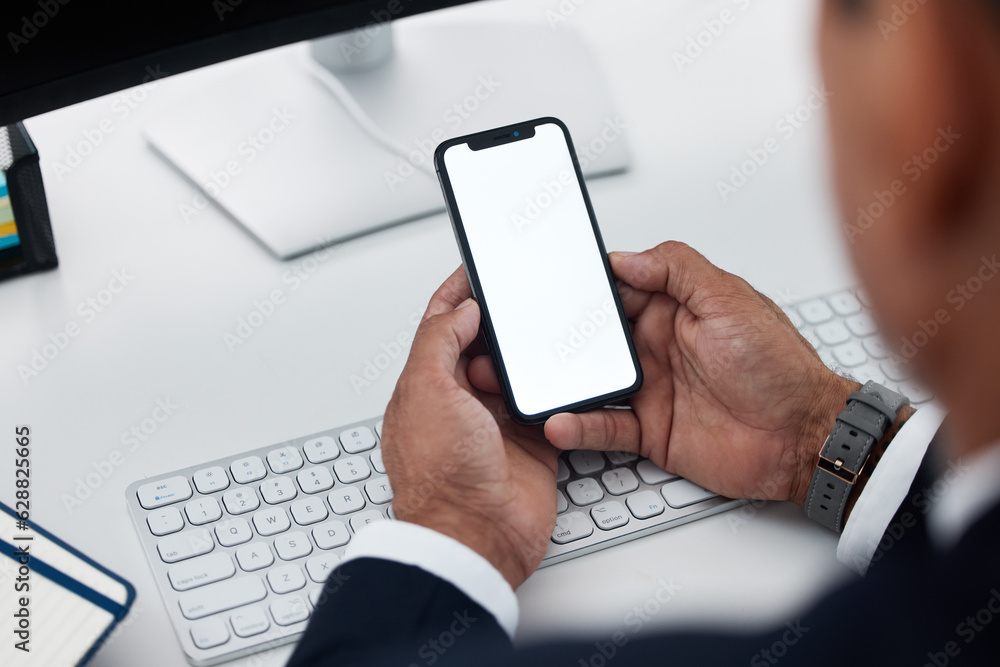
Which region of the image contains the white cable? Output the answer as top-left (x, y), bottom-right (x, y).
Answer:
top-left (296, 52), bottom-right (436, 177)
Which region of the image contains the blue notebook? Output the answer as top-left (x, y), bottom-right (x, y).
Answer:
top-left (0, 502), bottom-right (135, 666)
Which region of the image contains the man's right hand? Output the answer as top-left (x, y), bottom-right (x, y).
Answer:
top-left (541, 242), bottom-right (858, 507)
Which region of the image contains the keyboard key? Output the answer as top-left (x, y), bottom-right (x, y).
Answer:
top-left (270, 596), bottom-right (310, 626)
top-left (312, 520), bottom-right (351, 550)
top-left (179, 576), bottom-right (266, 620)
top-left (846, 313), bottom-right (877, 337)
top-left (661, 479), bottom-right (717, 508)
top-left (147, 507), bottom-right (184, 536)
top-left (816, 321), bottom-right (851, 346)
top-left (306, 553), bottom-right (341, 583)
top-left (833, 342), bottom-right (866, 368)
top-left (308, 588), bottom-right (325, 608)
top-left (190, 617), bottom-right (230, 649)
top-left (828, 292), bottom-right (862, 316)
top-left (236, 542), bottom-right (274, 572)
top-left (848, 362), bottom-right (887, 386)
top-left (375, 420), bottom-right (384, 438)
top-left (556, 459), bottom-right (571, 483)
top-left (328, 487), bottom-right (366, 515)
top-left (636, 460), bottom-right (677, 485)
top-left (290, 498), bottom-right (329, 525)
top-left (185, 497), bottom-right (222, 526)
top-left (252, 507), bottom-right (290, 536)
top-left (565, 478), bottom-right (604, 506)
top-left (798, 300), bottom-right (833, 325)
top-left (231, 456), bottom-right (267, 484)
top-left (350, 510), bottom-right (385, 533)
top-left (605, 451), bottom-right (638, 466)
top-left (800, 328), bottom-right (820, 349)
top-left (781, 307), bottom-right (803, 329)
top-left (340, 426), bottom-right (377, 454)
top-left (302, 436), bottom-right (340, 464)
top-left (223, 488), bottom-right (260, 515)
top-left (900, 380), bottom-right (933, 404)
top-left (193, 466), bottom-right (230, 494)
top-left (856, 288), bottom-right (872, 308)
top-left (568, 450), bottom-right (605, 475)
top-left (627, 490), bottom-right (665, 519)
top-left (138, 476), bottom-right (193, 509)
top-left (591, 501), bottom-right (630, 530)
top-left (296, 467), bottom-right (335, 494)
top-left (169, 552), bottom-right (236, 591)
top-left (158, 528), bottom-right (214, 563)
top-left (556, 490), bottom-right (568, 514)
top-left (334, 456), bottom-right (372, 484)
top-left (267, 446), bottom-right (304, 474)
top-left (863, 337), bottom-right (890, 359)
top-left (274, 531), bottom-right (313, 561)
top-left (215, 518), bottom-right (253, 547)
top-left (260, 476), bottom-right (298, 504)
top-left (370, 449), bottom-right (386, 474)
top-left (551, 512), bottom-right (594, 544)
top-left (365, 477), bottom-right (393, 504)
top-left (601, 469), bottom-right (639, 496)
top-left (231, 606), bottom-right (270, 638)
top-left (881, 357), bottom-right (910, 382)
top-left (267, 564), bottom-right (306, 594)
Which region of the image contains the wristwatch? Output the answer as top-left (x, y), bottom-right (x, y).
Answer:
top-left (805, 381), bottom-right (909, 532)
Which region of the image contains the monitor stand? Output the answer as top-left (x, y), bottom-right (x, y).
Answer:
top-left (144, 21), bottom-right (630, 260)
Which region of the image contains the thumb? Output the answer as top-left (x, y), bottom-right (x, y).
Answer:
top-left (610, 241), bottom-right (729, 308)
top-left (407, 298), bottom-right (481, 375)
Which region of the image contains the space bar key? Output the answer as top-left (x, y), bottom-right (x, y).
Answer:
top-left (179, 576), bottom-right (266, 620)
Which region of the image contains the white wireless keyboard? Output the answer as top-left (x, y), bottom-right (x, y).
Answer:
top-left (125, 288), bottom-right (928, 666)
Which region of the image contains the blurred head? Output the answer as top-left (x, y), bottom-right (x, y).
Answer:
top-left (820, 0), bottom-right (1000, 450)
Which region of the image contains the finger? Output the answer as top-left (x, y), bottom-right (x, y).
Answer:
top-left (467, 355), bottom-right (501, 393)
top-left (614, 277), bottom-right (654, 319)
top-left (422, 265), bottom-right (472, 322)
top-left (610, 242), bottom-right (733, 310)
top-left (544, 409), bottom-right (641, 453)
top-left (407, 298), bottom-right (480, 377)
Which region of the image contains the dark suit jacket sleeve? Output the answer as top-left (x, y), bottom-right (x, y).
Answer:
top-left (289, 456), bottom-right (1000, 667)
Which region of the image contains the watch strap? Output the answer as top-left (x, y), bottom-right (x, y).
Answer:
top-left (805, 381), bottom-right (909, 532)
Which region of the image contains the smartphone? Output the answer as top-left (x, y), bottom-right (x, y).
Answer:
top-left (435, 117), bottom-right (642, 425)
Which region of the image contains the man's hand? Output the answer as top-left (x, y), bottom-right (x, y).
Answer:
top-left (381, 267), bottom-right (560, 589)
top-left (538, 242), bottom-right (858, 507)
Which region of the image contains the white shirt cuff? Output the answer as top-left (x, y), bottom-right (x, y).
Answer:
top-left (340, 520), bottom-right (519, 639)
top-left (837, 403), bottom-right (946, 575)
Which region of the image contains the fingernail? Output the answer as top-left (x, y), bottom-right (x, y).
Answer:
top-left (611, 251), bottom-right (638, 258)
top-left (457, 297), bottom-right (476, 310)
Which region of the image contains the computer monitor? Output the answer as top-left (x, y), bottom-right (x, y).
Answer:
top-left (0, 1), bottom-right (476, 126)
top-left (0, 1), bottom-right (629, 258)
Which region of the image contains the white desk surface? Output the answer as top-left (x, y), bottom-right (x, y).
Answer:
top-left (1, 0), bottom-right (860, 664)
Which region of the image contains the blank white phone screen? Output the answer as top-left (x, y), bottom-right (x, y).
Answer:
top-left (443, 122), bottom-right (637, 418)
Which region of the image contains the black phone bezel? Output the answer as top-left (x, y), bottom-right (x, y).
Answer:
top-left (434, 117), bottom-right (643, 425)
